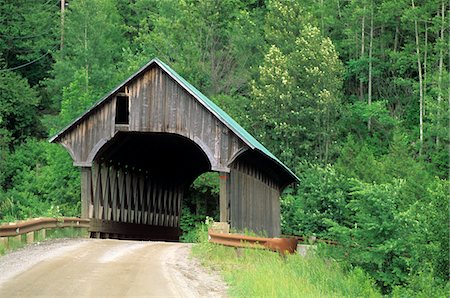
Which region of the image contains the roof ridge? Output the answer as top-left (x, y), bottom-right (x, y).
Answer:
top-left (49, 58), bottom-right (298, 182)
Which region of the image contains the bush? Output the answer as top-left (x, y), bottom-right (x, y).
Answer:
top-left (281, 163), bottom-right (351, 238)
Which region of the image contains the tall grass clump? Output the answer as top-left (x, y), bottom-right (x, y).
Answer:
top-left (191, 226), bottom-right (381, 297)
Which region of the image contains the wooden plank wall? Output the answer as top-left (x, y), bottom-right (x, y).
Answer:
top-left (127, 66), bottom-right (245, 170)
top-left (86, 161), bottom-right (183, 235)
top-left (60, 100), bottom-right (116, 165)
top-left (229, 161), bottom-right (281, 237)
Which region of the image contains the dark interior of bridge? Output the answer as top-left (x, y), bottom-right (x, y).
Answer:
top-left (95, 132), bottom-right (211, 186)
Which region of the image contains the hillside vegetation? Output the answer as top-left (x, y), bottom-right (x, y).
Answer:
top-left (0, 0), bottom-right (448, 295)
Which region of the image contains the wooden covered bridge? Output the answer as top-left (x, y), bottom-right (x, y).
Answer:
top-left (50, 58), bottom-right (298, 239)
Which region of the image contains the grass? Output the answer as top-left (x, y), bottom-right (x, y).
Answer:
top-left (191, 226), bottom-right (382, 297)
top-left (0, 227), bottom-right (88, 256)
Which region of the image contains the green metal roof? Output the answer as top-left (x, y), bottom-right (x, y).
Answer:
top-left (50, 58), bottom-right (298, 183)
top-left (156, 59), bottom-right (298, 182)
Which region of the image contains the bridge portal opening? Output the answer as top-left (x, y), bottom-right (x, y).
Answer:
top-left (86, 132), bottom-right (212, 240)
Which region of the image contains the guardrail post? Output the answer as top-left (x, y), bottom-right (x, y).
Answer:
top-left (38, 229), bottom-right (46, 241)
top-left (26, 232), bottom-right (34, 244)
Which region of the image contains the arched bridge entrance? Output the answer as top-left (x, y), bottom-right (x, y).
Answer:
top-left (50, 58), bottom-right (298, 239)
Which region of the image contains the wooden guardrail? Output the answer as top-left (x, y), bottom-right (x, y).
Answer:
top-left (0, 217), bottom-right (90, 237)
top-left (208, 230), bottom-right (298, 255)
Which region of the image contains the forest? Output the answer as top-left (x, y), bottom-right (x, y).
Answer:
top-left (0, 0), bottom-right (448, 295)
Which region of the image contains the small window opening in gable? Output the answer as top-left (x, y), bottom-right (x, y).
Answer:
top-left (116, 95), bottom-right (129, 124)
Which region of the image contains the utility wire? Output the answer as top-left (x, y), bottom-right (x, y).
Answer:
top-left (0, 49), bottom-right (55, 72)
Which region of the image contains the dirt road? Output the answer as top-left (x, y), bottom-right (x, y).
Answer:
top-left (0, 239), bottom-right (227, 297)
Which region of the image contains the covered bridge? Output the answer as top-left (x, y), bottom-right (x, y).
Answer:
top-left (50, 58), bottom-right (298, 239)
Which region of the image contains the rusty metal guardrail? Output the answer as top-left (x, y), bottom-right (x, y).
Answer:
top-left (208, 230), bottom-right (298, 255)
top-left (0, 217), bottom-right (90, 237)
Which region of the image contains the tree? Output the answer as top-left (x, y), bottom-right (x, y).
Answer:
top-left (0, 70), bottom-right (44, 148)
top-left (47, 0), bottom-right (126, 122)
top-left (0, 0), bottom-right (58, 86)
top-left (127, 0), bottom-right (265, 98)
top-left (251, 1), bottom-right (343, 165)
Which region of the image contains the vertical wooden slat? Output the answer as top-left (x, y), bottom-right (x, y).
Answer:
top-left (125, 171), bottom-right (132, 223)
top-left (118, 167), bottom-right (126, 222)
top-left (156, 184), bottom-right (163, 226)
top-left (93, 163), bottom-right (102, 220)
top-left (110, 166), bottom-right (118, 221)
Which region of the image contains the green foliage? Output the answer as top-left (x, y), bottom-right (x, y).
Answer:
top-left (0, 70), bottom-right (44, 148)
top-left (251, 1), bottom-right (343, 165)
top-left (192, 227), bottom-right (381, 297)
top-left (180, 172), bottom-right (219, 242)
top-left (0, 139), bottom-right (80, 222)
top-left (0, 0), bottom-right (57, 86)
top-left (281, 163), bottom-right (350, 238)
top-left (47, 0), bottom-right (126, 118)
top-left (0, 0), bottom-right (448, 295)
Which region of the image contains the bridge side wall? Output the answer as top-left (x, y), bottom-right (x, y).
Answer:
top-left (229, 161), bottom-right (281, 237)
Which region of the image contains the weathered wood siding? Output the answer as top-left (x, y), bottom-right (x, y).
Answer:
top-left (59, 65), bottom-right (247, 171)
top-left (127, 67), bottom-right (245, 171)
top-left (229, 160), bottom-right (281, 237)
top-left (54, 62), bottom-right (292, 239)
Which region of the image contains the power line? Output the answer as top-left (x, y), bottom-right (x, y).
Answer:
top-left (0, 50), bottom-right (55, 72)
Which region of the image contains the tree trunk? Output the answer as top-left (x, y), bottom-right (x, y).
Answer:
top-left (60, 0), bottom-right (65, 52)
top-left (436, 0), bottom-right (445, 146)
top-left (423, 22), bottom-right (428, 115)
top-left (394, 18), bottom-right (399, 52)
top-left (412, 0), bottom-right (424, 154)
top-left (368, 2), bottom-right (374, 131)
top-left (359, 6), bottom-right (366, 100)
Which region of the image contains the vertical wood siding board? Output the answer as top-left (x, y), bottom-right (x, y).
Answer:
top-left (168, 76), bottom-right (175, 132)
top-left (88, 167), bottom-right (94, 218)
top-left (150, 68), bottom-right (158, 131)
top-left (140, 74), bottom-right (147, 130)
top-left (159, 68), bottom-right (165, 131)
top-left (214, 121), bottom-right (220, 162)
top-left (150, 68), bottom-right (155, 130)
top-left (233, 168), bottom-right (239, 230)
top-left (176, 83), bottom-right (182, 133)
top-left (186, 94), bottom-right (192, 138)
top-left (238, 170), bottom-right (244, 230)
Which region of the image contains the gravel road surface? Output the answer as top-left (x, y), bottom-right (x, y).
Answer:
top-left (0, 238), bottom-right (227, 297)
